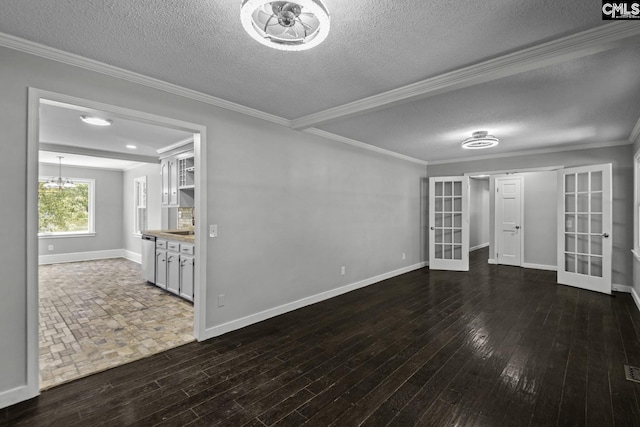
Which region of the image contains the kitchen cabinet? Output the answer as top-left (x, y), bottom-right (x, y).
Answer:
top-left (179, 244), bottom-right (195, 301)
top-left (166, 241), bottom-right (180, 295)
top-left (155, 240), bottom-right (167, 289)
top-left (160, 157), bottom-right (179, 207)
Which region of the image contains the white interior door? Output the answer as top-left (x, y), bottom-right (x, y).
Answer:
top-left (496, 177), bottom-right (523, 266)
top-left (557, 164), bottom-right (612, 294)
top-left (429, 176), bottom-right (469, 271)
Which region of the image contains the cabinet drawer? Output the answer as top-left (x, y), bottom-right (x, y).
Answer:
top-left (156, 239), bottom-right (167, 249)
top-left (167, 241), bottom-right (180, 252)
top-left (180, 244), bottom-right (195, 255)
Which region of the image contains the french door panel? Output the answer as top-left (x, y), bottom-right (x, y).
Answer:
top-left (557, 164), bottom-right (612, 294)
top-left (429, 176), bottom-right (469, 271)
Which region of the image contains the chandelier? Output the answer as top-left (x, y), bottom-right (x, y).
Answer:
top-left (43, 156), bottom-right (76, 189)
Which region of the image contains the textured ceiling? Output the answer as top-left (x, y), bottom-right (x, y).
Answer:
top-left (1, 0), bottom-right (639, 163)
top-left (318, 45), bottom-right (640, 162)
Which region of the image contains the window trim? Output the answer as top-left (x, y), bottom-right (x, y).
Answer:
top-left (133, 176), bottom-right (147, 237)
top-left (38, 177), bottom-right (96, 238)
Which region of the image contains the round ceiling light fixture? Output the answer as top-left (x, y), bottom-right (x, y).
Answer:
top-left (241, 0), bottom-right (330, 51)
top-left (80, 115), bottom-right (113, 126)
top-left (461, 131), bottom-right (499, 150)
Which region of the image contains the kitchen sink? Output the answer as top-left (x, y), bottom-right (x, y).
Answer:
top-left (166, 230), bottom-right (195, 236)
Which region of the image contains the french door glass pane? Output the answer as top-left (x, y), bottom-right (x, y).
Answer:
top-left (591, 235), bottom-right (603, 256)
top-left (435, 244), bottom-right (443, 259)
top-left (444, 182), bottom-right (452, 196)
top-left (453, 181), bottom-right (462, 196)
top-left (565, 253), bottom-right (576, 273)
top-left (591, 192), bottom-right (602, 213)
top-left (565, 174), bottom-right (576, 192)
top-left (565, 234), bottom-right (576, 252)
top-left (435, 182), bottom-right (443, 197)
top-left (591, 256), bottom-right (603, 277)
top-left (577, 214), bottom-right (589, 233)
top-left (565, 214), bottom-right (576, 232)
top-left (591, 171), bottom-right (602, 191)
top-left (454, 245), bottom-right (462, 260)
top-left (565, 194), bottom-right (576, 213)
top-left (577, 193), bottom-right (588, 212)
top-left (577, 235), bottom-right (588, 254)
top-left (591, 214), bottom-right (602, 234)
top-left (444, 245), bottom-right (452, 259)
top-left (577, 255), bottom-right (589, 275)
top-left (578, 173), bottom-right (589, 192)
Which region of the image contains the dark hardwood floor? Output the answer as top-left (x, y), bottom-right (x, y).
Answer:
top-left (3, 248), bottom-right (640, 426)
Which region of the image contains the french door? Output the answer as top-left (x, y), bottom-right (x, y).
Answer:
top-left (557, 164), bottom-right (612, 294)
top-left (429, 176), bottom-right (469, 271)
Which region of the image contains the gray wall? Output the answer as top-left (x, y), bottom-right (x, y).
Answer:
top-left (122, 163), bottom-right (162, 255)
top-left (0, 46), bottom-right (427, 396)
top-left (38, 163), bottom-right (123, 256)
top-left (469, 178), bottom-right (490, 249)
top-left (520, 171), bottom-right (557, 267)
top-left (428, 144), bottom-right (634, 286)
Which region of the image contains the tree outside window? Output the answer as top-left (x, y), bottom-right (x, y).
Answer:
top-left (38, 179), bottom-right (94, 234)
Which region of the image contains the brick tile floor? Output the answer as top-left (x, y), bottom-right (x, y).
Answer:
top-left (39, 258), bottom-right (194, 389)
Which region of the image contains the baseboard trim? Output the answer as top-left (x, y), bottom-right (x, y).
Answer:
top-left (522, 262), bottom-right (557, 271)
top-left (202, 261), bottom-right (427, 340)
top-left (470, 243), bottom-right (489, 252)
top-left (39, 249), bottom-right (124, 265)
top-left (123, 250), bottom-right (141, 264)
top-left (488, 258), bottom-right (496, 265)
top-left (612, 284), bottom-right (640, 314)
top-left (0, 385), bottom-right (37, 410)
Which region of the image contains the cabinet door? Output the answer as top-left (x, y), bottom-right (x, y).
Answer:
top-left (167, 252), bottom-right (180, 294)
top-left (179, 256), bottom-right (194, 301)
top-left (155, 250), bottom-right (167, 289)
top-left (168, 159), bottom-right (179, 206)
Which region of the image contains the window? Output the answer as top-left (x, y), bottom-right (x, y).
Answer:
top-left (38, 178), bottom-right (95, 236)
top-left (133, 176), bottom-right (147, 236)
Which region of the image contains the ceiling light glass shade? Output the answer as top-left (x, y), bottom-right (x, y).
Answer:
top-left (80, 115), bottom-right (113, 126)
top-left (241, 0), bottom-right (330, 51)
top-left (43, 157), bottom-right (76, 190)
top-left (461, 131), bottom-right (499, 150)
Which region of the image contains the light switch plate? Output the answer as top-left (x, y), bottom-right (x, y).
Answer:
top-left (209, 224), bottom-right (218, 238)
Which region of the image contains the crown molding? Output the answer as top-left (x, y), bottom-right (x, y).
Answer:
top-left (0, 32), bottom-right (290, 127)
top-left (304, 128), bottom-right (428, 166)
top-left (427, 140), bottom-right (632, 166)
top-left (291, 22), bottom-right (640, 130)
top-left (157, 137), bottom-right (194, 155)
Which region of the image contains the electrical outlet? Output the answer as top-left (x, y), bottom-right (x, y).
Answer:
top-left (209, 224), bottom-right (218, 238)
top-left (341, 266), bottom-right (345, 275)
top-left (402, 252), bottom-right (406, 260)
top-left (48, 245), bottom-right (54, 252)
top-left (218, 294), bottom-right (225, 307)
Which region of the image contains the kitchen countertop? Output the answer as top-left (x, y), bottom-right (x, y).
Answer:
top-left (143, 229), bottom-right (195, 244)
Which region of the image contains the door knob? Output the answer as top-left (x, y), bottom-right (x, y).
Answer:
top-left (515, 225), bottom-right (520, 229)
top-left (603, 233), bottom-right (609, 238)
top-left (430, 226), bottom-right (435, 230)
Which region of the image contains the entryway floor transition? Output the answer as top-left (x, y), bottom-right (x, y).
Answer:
top-left (39, 258), bottom-right (194, 389)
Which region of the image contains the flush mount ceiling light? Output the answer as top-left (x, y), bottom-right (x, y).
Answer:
top-left (461, 131), bottom-right (499, 150)
top-left (126, 144), bottom-right (137, 149)
top-left (80, 115), bottom-right (113, 126)
top-left (241, 0), bottom-right (330, 51)
top-left (43, 156), bottom-right (76, 190)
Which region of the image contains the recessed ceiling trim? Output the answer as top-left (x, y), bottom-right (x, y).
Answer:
top-left (0, 31), bottom-right (290, 127)
top-left (291, 22), bottom-right (640, 130)
top-left (39, 143), bottom-right (159, 164)
top-left (427, 139), bottom-right (632, 166)
top-left (304, 128), bottom-right (428, 166)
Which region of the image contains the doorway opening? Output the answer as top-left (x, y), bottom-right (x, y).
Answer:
top-left (27, 89), bottom-right (207, 393)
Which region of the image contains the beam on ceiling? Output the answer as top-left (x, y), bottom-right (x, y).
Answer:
top-left (291, 22), bottom-right (640, 131)
top-left (39, 143), bottom-right (159, 163)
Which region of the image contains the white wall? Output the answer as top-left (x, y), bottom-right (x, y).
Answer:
top-left (122, 163), bottom-right (162, 256)
top-left (38, 163), bottom-right (123, 256)
top-left (428, 144), bottom-right (634, 285)
top-left (0, 45), bottom-right (427, 403)
top-left (469, 178), bottom-right (489, 249)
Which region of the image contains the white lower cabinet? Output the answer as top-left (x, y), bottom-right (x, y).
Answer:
top-left (179, 255), bottom-right (194, 301)
top-left (155, 240), bottom-right (167, 289)
top-left (155, 239), bottom-right (194, 301)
